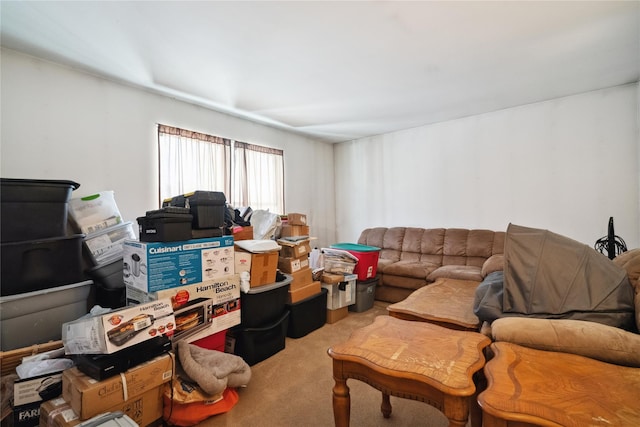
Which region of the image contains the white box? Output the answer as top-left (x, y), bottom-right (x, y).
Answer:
top-left (68, 191), bottom-right (123, 234)
top-left (62, 299), bottom-right (175, 354)
top-left (122, 236), bottom-right (234, 293)
top-left (83, 221), bottom-right (136, 265)
top-left (321, 274), bottom-right (357, 309)
top-left (125, 275), bottom-right (241, 343)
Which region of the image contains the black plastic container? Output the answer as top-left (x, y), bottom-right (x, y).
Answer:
top-left (286, 288), bottom-right (328, 338)
top-left (163, 191), bottom-right (226, 229)
top-left (137, 213), bottom-right (193, 242)
top-left (227, 310), bottom-right (289, 366)
top-left (240, 275), bottom-right (292, 328)
top-left (86, 257), bottom-right (124, 289)
top-left (1, 234), bottom-right (85, 296)
top-left (0, 178), bottom-right (80, 243)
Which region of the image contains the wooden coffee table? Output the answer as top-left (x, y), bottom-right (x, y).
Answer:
top-left (386, 278), bottom-right (481, 331)
top-left (328, 315), bottom-right (491, 427)
top-left (479, 342), bottom-right (640, 427)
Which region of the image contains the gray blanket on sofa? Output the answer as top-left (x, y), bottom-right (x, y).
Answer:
top-left (474, 223), bottom-right (635, 330)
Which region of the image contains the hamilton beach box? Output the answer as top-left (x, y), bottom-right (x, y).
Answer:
top-left (62, 299), bottom-right (175, 354)
top-left (125, 274), bottom-right (241, 342)
top-left (122, 236), bottom-right (234, 293)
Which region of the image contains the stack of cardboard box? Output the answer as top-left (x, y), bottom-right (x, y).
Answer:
top-left (278, 213), bottom-right (321, 303)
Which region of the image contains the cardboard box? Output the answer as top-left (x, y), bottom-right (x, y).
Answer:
top-left (41, 386), bottom-right (163, 426)
top-left (125, 275), bottom-right (241, 343)
top-left (234, 250), bottom-right (251, 275)
top-left (326, 306), bottom-right (348, 324)
top-left (289, 267), bottom-right (313, 291)
top-left (288, 280), bottom-right (321, 304)
top-left (280, 224), bottom-right (310, 238)
top-left (62, 299), bottom-right (175, 354)
top-left (232, 225), bottom-right (253, 241)
top-left (279, 239), bottom-right (311, 259)
top-left (123, 236), bottom-right (234, 293)
top-left (278, 255), bottom-right (309, 274)
top-left (236, 250), bottom-right (279, 287)
top-left (286, 213), bottom-right (307, 226)
top-left (62, 353), bottom-right (173, 420)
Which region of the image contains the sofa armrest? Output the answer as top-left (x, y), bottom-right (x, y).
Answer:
top-left (491, 317), bottom-right (640, 367)
top-left (481, 254), bottom-right (504, 278)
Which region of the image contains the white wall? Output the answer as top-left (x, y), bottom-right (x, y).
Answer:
top-left (335, 84), bottom-right (640, 249)
top-left (0, 48), bottom-right (337, 248)
top-left (3, 48), bottom-right (638, 251)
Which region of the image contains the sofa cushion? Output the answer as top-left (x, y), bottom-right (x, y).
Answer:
top-left (427, 265), bottom-right (483, 282)
top-left (613, 248), bottom-right (640, 331)
top-left (481, 254), bottom-right (504, 277)
top-left (384, 260), bottom-right (438, 280)
top-left (492, 317), bottom-right (640, 368)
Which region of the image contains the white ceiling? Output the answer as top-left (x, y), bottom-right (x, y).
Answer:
top-left (1, 1), bottom-right (639, 143)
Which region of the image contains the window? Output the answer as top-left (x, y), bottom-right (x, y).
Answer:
top-left (158, 124), bottom-right (285, 214)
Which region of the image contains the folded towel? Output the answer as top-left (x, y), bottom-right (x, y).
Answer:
top-left (177, 340), bottom-right (251, 395)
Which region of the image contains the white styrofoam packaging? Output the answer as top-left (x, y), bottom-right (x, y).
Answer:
top-left (122, 236), bottom-right (234, 293)
top-left (125, 274), bottom-right (241, 342)
top-left (321, 274), bottom-right (357, 309)
top-left (62, 299), bottom-right (175, 354)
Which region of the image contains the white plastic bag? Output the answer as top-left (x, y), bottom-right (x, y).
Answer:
top-left (250, 210), bottom-right (282, 240)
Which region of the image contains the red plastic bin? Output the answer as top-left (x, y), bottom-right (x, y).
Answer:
top-left (329, 243), bottom-right (380, 280)
top-left (191, 329), bottom-right (227, 352)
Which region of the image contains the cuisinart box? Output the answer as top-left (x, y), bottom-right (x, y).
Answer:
top-left (123, 236), bottom-right (234, 293)
top-left (125, 274), bottom-right (241, 343)
top-left (62, 299), bottom-right (175, 354)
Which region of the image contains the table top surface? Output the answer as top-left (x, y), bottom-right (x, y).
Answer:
top-left (328, 315), bottom-right (491, 395)
top-left (386, 278), bottom-right (480, 329)
top-left (479, 341), bottom-right (640, 427)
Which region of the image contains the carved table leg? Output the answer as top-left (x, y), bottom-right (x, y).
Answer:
top-left (381, 392), bottom-right (392, 418)
top-left (443, 395), bottom-right (469, 427)
top-left (333, 378), bottom-right (351, 427)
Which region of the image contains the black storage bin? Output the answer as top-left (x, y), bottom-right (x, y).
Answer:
top-left (137, 213), bottom-right (193, 242)
top-left (286, 288), bottom-right (328, 338)
top-left (86, 257), bottom-right (124, 289)
top-left (0, 178), bottom-right (80, 243)
top-left (163, 191), bottom-right (226, 229)
top-left (1, 234), bottom-right (85, 296)
top-left (227, 310), bottom-right (289, 366)
top-left (95, 284), bottom-right (126, 309)
top-left (240, 274), bottom-right (292, 328)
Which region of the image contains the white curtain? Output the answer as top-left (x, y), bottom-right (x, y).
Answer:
top-left (158, 125), bottom-right (284, 214)
top-left (233, 141), bottom-right (285, 214)
top-left (158, 125), bottom-right (231, 204)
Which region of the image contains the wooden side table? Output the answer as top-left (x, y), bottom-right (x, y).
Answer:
top-left (479, 342), bottom-right (640, 427)
top-left (328, 315), bottom-right (491, 427)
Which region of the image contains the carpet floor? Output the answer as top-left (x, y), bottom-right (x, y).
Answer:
top-left (194, 301), bottom-right (452, 427)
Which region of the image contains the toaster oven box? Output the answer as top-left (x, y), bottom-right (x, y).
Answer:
top-left (61, 299), bottom-right (175, 354)
top-left (61, 353), bottom-right (172, 420)
top-left (125, 274), bottom-right (241, 343)
top-left (122, 236), bottom-right (234, 293)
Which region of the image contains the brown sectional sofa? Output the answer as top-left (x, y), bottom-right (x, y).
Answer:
top-left (357, 227), bottom-right (505, 303)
